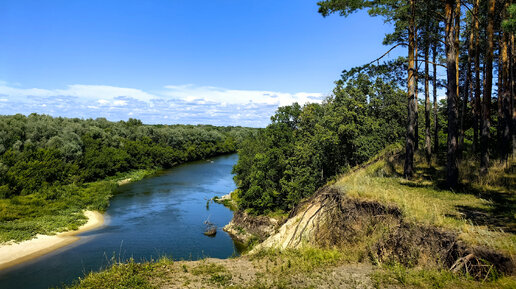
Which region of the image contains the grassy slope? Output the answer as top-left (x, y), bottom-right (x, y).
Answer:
top-left (69, 147), bottom-right (516, 288)
top-left (68, 248), bottom-right (516, 289)
top-left (0, 169), bottom-right (155, 243)
top-left (334, 147), bottom-right (515, 255)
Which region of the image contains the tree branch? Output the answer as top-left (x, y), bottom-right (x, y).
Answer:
top-left (417, 59), bottom-right (446, 68)
top-left (365, 43), bottom-right (407, 66)
top-left (460, 0), bottom-right (480, 22)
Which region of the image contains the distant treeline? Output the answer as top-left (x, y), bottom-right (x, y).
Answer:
top-left (0, 114), bottom-right (255, 198)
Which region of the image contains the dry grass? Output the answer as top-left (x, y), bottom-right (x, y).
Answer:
top-left (334, 152), bottom-right (516, 255)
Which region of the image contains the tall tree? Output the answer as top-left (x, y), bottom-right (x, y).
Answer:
top-left (473, 0), bottom-right (481, 153)
top-left (404, 0), bottom-right (417, 178)
top-left (460, 9), bottom-right (473, 159)
top-left (500, 2), bottom-right (512, 161)
top-left (481, 0), bottom-right (496, 175)
top-left (509, 34), bottom-right (516, 156)
top-left (445, 0), bottom-right (459, 188)
top-left (317, 0), bottom-right (417, 177)
top-left (433, 32), bottom-right (440, 155)
top-left (424, 32), bottom-right (432, 164)
top-left (415, 22), bottom-right (419, 153)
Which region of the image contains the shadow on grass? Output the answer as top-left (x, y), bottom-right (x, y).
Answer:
top-left (454, 184), bottom-right (516, 234)
top-left (391, 156), bottom-right (516, 234)
top-left (453, 161), bottom-right (516, 233)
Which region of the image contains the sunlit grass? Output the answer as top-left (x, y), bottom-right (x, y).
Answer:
top-left (0, 169), bottom-right (156, 243)
top-left (334, 153), bottom-right (516, 255)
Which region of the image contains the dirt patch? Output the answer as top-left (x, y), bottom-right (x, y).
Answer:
top-left (223, 210), bottom-right (281, 244)
top-left (155, 257), bottom-right (375, 289)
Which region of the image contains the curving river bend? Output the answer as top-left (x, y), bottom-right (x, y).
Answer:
top-left (0, 154), bottom-right (240, 289)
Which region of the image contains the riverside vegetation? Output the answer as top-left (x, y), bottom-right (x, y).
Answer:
top-left (6, 0), bottom-right (516, 287)
top-left (0, 114), bottom-right (255, 243)
top-left (68, 58), bottom-right (514, 288)
top-left (68, 149), bottom-right (516, 288)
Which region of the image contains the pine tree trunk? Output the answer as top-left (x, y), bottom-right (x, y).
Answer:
top-left (404, 0), bottom-right (417, 178)
top-left (501, 28), bottom-right (510, 161)
top-left (456, 0), bottom-right (464, 160)
top-left (445, 0), bottom-right (459, 188)
top-left (415, 26), bottom-right (419, 152)
top-left (425, 41), bottom-right (431, 165)
top-left (473, 0), bottom-right (480, 153)
top-left (433, 39), bottom-right (439, 156)
top-left (460, 14), bottom-right (473, 159)
top-left (481, 0), bottom-right (495, 175)
top-left (509, 34), bottom-right (516, 156)
top-left (498, 32), bottom-right (505, 160)
top-left (500, 2), bottom-right (511, 162)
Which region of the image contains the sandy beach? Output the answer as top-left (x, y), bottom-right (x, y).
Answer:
top-left (0, 211), bottom-right (104, 270)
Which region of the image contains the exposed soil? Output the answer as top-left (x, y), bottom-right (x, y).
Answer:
top-left (256, 185), bottom-right (516, 278)
top-left (223, 210), bottom-right (282, 244)
top-left (154, 257), bottom-right (375, 289)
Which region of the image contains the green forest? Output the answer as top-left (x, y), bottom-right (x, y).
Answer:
top-left (234, 61), bottom-right (408, 213)
top-left (0, 114), bottom-right (254, 241)
top-left (232, 0), bottom-right (516, 214)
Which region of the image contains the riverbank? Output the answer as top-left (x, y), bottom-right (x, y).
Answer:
top-left (0, 210), bottom-right (104, 270)
top-left (68, 152), bottom-right (516, 288)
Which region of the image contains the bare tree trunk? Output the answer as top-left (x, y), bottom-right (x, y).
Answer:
top-left (415, 26), bottom-right (419, 152)
top-left (509, 34), bottom-right (516, 156)
top-left (404, 0), bottom-right (417, 178)
top-left (460, 13), bottom-right (473, 159)
top-left (460, 12), bottom-right (475, 157)
top-left (446, 0), bottom-right (459, 188)
top-left (473, 0), bottom-right (480, 153)
top-left (501, 29), bottom-right (510, 161)
top-left (498, 32), bottom-right (505, 161)
top-left (425, 40), bottom-right (431, 165)
top-left (500, 2), bottom-right (511, 162)
top-left (481, 0), bottom-right (496, 175)
top-left (456, 0), bottom-right (464, 160)
top-left (433, 39), bottom-right (439, 156)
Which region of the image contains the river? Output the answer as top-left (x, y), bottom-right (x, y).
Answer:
top-left (0, 154), bottom-right (240, 289)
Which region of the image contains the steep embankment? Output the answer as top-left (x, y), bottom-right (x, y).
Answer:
top-left (251, 150), bottom-right (516, 279)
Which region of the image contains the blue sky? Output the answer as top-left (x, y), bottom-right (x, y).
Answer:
top-left (0, 0), bottom-right (406, 127)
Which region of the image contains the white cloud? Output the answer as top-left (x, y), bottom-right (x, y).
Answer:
top-left (0, 82), bottom-right (324, 127)
top-left (113, 100), bottom-right (128, 106)
top-left (0, 84), bottom-right (158, 103)
top-left (162, 84), bottom-right (323, 106)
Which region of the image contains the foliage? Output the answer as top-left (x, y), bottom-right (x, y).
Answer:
top-left (502, 4), bottom-right (516, 33)
top-left (0, 169), bottom-right (155, 242)
top-left (233, 62), bottom-right (406, 214)
top-left (0, 114), bottom-right (255, 242)
top-left (0, 114), bottom-right (254, 197)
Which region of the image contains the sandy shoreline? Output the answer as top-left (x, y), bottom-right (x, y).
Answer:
top-left (0, 210), bottom-right (104, 271)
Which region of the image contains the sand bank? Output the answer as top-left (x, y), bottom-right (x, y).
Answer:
top-left (0, 211), bottom-right (104, 270)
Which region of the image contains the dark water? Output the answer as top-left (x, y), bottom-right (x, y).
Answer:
top-left (0, 154), bottom-right (240, 289)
